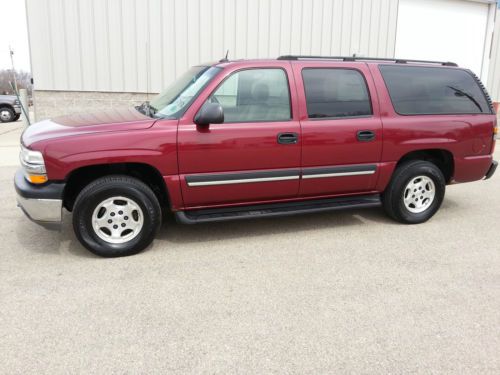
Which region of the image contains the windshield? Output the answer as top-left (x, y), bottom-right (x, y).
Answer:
top-left (150, 66), bottom-right (221, 119)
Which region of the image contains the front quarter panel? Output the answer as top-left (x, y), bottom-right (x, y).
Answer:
top-left (31, 120), bottom-right (179, 181)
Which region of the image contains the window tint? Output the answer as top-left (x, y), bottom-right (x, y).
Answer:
top-left (302, 68), bottom-right (372, 119)
top-left (208, 69), bottom-right (291, 123)
top-left (379, 65), bottom-right (491, 115)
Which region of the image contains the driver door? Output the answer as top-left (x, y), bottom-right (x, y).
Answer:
top-left (177, 63), bottom-right (301, 208)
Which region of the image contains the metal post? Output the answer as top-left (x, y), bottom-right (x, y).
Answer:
top-left (20, 89), bottom-right (29, 127)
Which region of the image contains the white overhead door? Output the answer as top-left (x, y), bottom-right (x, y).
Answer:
top-left (395, 0), bottom-right (491, 77)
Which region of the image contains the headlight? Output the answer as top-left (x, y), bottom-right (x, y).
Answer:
top-left (14, 99), bottom-right (20, 105)
top-left (20, 145), bottom-right (48, 184)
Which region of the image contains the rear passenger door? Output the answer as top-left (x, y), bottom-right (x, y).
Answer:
top-left (292, 62), bottom-right (383, 196)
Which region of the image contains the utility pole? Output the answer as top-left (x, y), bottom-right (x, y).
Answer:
top-left (9, 46), bottom-right (18, 94)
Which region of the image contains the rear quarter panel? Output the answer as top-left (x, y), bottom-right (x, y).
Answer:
top-left (368, 64), bottom-right (495, 188)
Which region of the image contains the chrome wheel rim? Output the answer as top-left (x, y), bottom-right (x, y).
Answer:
top-left (92, 196), bottom-right (144, 244)
top-left (0, 110), bottom-right (12, 121)
top-left (403, 176), bottom-right (436, 213)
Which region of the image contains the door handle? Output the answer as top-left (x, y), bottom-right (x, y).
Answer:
top-left (277, 132), bottom-right (299, 144)
top-left (357, 130), bottom-right (376, 142)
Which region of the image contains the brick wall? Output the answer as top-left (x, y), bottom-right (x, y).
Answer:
top-left (33, 90), bottom-right (158, 122)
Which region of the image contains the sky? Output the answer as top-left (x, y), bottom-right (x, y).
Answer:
top-left (0, 0), bottom-right (30, 72)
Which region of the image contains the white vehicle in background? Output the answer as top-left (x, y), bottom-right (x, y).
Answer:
top-left (0, 95), bottom-right (22, 122)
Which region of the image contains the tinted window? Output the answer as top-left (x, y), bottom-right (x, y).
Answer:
top-left (208, 68), bottom-right (291, 123)
top-left (379, 65), bottom-right (490, 115)
top-left (302, 68), bottom-right (372, 119)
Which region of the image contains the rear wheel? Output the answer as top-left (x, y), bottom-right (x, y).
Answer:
top-left (382, 160), bottom-right (445, 224)
top-left (72, 175), bottom-right (161, 257)
top-left (0, 107), bottom-right (14, 122)
top-left (13, 113), bottom-right (21, 121)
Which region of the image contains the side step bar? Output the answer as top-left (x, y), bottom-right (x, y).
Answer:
top-left (175, 194), bottom-right (381, 224)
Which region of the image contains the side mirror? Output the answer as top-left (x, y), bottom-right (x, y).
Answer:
top-left (194, 102), bottom-right (224, 126)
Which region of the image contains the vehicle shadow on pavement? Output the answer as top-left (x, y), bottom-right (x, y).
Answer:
top-left (15, 213), bottom-right (97, 258)
top-left (14, 199), bottom-right (461, 257)
top-left (157, 207), bottom-right (396, 245)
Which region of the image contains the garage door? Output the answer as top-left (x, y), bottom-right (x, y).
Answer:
top-left (395, 0), bottom-right (490, 77)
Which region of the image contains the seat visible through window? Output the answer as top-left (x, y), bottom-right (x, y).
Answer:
top-left (209, 68), bottom-right (291, 123)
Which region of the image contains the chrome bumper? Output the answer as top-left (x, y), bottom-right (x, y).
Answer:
top-left (16, 195), bottom-right (62, 224)
top-left (14, 169), bottom-right (65, 226)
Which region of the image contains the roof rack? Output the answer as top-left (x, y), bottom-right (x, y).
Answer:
top-left (277, 55), bottom-right (458, 67)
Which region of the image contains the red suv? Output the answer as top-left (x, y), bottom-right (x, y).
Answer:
top-left (15, 56), bottom-right (497, 257)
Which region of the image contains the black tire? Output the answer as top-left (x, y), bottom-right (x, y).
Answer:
top-left (382, 160), bottom-right (445, 224)
top-left (13, 113), bottom-right (21, 121)
top-left (72, 175), bottom-right (162, 257)
top-left (0, 107), bottom-right (14, 122)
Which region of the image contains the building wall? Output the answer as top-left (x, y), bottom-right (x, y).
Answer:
top-left (33, 91), bottom-right (150, 121)
top-left (26, 0), bottom-right (400, 120)
top-left (27, 0), bottom-right (500, 121)
top-left (487, 7), bottom-right (500, 103)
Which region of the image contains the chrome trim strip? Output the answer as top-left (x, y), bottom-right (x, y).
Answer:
top-left (186, 164), bottom-right (377, 186)
top-left (302, 170), bottom-right (376, 179)
top-left (187, 175), bottom-right (299, 187)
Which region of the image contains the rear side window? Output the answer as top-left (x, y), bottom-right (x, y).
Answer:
top-left (302, 68), bottom-right (372, 119)
top-left (379, 65), bottom-right (491, 115)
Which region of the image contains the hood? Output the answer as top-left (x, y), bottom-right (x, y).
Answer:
top-left (22, 107), bottom-right (157, 147)
top-left (0, 95), bottom-right (18, 101)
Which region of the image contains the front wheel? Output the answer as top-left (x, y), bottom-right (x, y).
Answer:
top-left (72, 175), bottom-right (162, 257)
top-left (382, 160), bottom-right (445, 224)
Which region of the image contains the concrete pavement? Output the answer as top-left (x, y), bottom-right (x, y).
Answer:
top-left (1, 124), bottom-right (499, 374)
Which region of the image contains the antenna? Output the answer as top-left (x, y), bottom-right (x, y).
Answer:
top-left (219, 50), bottom-right (229, 63)
top-left (146, 41), bottom-right (150, 104)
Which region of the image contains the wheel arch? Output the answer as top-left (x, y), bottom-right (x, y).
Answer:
top-left (63, 162), bottom-right (170, 212)
top-left (396, 149), bottom-right (454, 183)
top-left (0, 103), bottom-right (15, 111)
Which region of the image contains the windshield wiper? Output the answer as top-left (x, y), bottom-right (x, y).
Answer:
top-left (447, 86), bottom-right (482, 112)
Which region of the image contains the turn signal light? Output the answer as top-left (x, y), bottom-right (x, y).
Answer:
top-left (27, 174), bottom-right (48, 184)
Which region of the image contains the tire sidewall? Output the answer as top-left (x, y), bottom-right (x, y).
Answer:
top-left (74, 182), bottom-right (160, 257)
top-left (395, 163), bottom-right (445, 223)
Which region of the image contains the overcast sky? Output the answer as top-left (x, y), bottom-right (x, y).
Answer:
top-left (0, 0), bottom-right (30, 72)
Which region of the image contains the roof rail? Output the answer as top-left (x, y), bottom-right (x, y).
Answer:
top-left (277, 55), bottom-right (458, 67)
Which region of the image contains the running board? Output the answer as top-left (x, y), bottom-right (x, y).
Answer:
top-left (175, 194), bottom-right (381, 224)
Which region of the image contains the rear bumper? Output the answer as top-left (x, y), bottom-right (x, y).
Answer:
top-left (453, 155), bottom-right (494, 183)
top-left (14, 169), bottom-right (65, 226)
top-left (484, 160), bottom-right (498, 180)
top-left (13, 105), bottom-right (21, 114)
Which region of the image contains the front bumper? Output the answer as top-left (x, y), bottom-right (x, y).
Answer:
top-left (13, 105), bottom-right (21, 114)
top-left (14, 169), bottom-right (65, 226)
